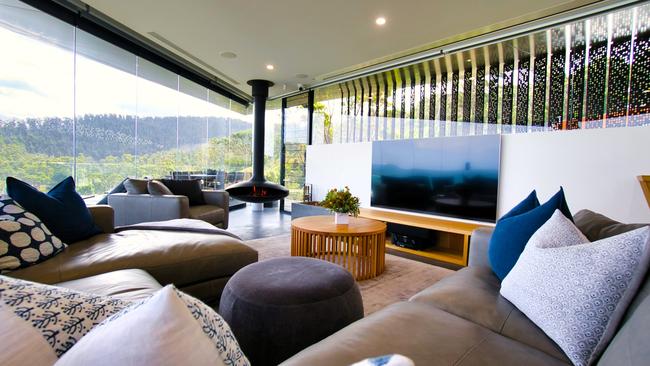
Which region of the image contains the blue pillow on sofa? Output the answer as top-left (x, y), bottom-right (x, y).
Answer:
top-left (97, 178), bottom-right (127, 205)
top-left (499, 190), bottom-right (540, 221)
top-left (488, 187), bottom-right (572, 280)
top-left (6, 176), bottom-right (101, 243)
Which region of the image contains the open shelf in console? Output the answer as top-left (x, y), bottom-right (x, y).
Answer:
top-left (359, 208), bottom-right (494, 266)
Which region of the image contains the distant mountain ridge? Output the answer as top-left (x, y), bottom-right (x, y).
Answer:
top-left (0, 114), bottom-right (251, 159)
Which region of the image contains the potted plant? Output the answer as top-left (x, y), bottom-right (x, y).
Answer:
top-left (320, 186), bottom-right (360, 225)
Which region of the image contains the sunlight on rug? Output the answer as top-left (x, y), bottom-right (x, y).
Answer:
top-left (245, 234), bottom-right (454, 315)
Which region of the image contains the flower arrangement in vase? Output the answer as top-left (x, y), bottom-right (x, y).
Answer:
top-left (319, 186), bottom-right (360, 225)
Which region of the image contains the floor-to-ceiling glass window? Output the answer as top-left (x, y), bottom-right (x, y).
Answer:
top-left (265, 100), bottom-right (282, 186)
top-left (135, 59), bottom-right (179, 179)
top-left (0, 0), bottom-right (75, 193)
top-left (312, 88), bottom-right (341, 145)
top-left (207, 92), bottom-right (233, 190)
top-left (75, 30), bottom-right (137, 195)
top-left (281, 93), bottom-right (309, 212)
top-left (0, 0), bottom-right (252, 198)
top-left (224, 102), bottom-right (252, 187)
top-left (178, 77), bottom-right (209, 177)
top-left (206, 92), bottom-right (252, 190)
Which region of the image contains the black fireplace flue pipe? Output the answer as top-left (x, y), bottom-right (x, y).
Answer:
top-left (225, 79), bottom-right (289, 203)
top-left (249, 79), bottom-right (273, 182)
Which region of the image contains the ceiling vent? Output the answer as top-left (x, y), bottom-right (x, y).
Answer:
top-left (147, 31), bottom-right (239, 85)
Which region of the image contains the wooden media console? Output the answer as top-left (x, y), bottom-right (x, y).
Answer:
top-left (359, 208), bottom-right (494, 267)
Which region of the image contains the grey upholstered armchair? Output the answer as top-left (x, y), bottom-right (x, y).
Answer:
top-left (108, 190), bottom-right (230, 228)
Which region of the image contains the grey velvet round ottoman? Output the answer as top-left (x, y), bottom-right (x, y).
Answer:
top-left (219, 257), bottom-right (364, 366)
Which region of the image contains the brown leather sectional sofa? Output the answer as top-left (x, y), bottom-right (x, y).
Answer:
top-left (7, 205), bottom-right (257, 306)
top-left (281, 211), bottom-right (649, 365)
top-left (8, 206), bottom-right (647, 365)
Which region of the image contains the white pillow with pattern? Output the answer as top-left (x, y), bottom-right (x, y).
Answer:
top-left (0, 276), bottom-right (132, 365)
top-left (501, 210), bottom-right (650, 366)
top-left (56, 285), bottom-right (249, 366)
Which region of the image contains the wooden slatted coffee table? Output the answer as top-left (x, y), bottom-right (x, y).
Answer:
top-left (291, 215), bottom-right (387, 280)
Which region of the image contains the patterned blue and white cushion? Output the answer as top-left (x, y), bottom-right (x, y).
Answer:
top-left (501, 210), bottom-right (650, 366)
top-left (0, 197), bottom-right (67, 272)
top-left (56, 285), bottom-right (249, 366)
top-left (0, 275), bottom-right (133, 365)
top-left (174, 289), bottom-right (248, 364)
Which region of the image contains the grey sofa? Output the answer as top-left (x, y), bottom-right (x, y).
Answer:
top-left (281, 210), bottom-right (649, 365)
top-left (108, 190), bottom-right (229, 228)
top-left (8, 205), bottom-right (256, 306)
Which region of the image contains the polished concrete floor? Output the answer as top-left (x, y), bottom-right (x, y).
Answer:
top-left (227, 204), bottom-right (292, 240)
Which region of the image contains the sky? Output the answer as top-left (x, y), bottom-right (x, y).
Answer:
top-left (0, 14), bottom-right (247, 121)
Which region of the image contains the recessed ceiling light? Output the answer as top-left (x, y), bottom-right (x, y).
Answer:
top-left (266, 64), bottom-right (275, 70)
top-left (466, 59), bottom-right (472, 63)
top-left (220, 51), bottom-right (237, 59)
top-left (375, 17), bottom-right (386, 26)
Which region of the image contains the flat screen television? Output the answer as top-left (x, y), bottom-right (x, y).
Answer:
top-left (371, 135), bottom-right (500, 222)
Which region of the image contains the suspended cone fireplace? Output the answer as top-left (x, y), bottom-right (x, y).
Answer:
top-left (225, 79), bottom-right (289, 203)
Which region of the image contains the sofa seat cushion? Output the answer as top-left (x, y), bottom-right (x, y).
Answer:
top-left (55, 269), bottom-right (162, 302)
top-left (281, 301), bottom-right (569, 366)
top-left (7, 230), bottom-right (258, 291)
top-left (189, 205), bottom-right (225, 224)
top-left (409, 266), bottom-right (568, 362)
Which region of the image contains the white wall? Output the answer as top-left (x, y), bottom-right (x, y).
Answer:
top-left (305, 142), bottom-right (372, 206)
top-left (305, 125), bottom-right (650, 223)
top-left (499, 125), bottom-right (650, 223)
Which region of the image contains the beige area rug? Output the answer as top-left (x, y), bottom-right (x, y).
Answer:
top-left (244, 234), bottom-right (454, 315)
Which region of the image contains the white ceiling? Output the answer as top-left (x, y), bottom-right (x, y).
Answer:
top-left (83, 0), bottom-right (599, 99)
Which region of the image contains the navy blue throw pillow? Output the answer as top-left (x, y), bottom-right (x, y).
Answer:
top-left (488, 187), bottom-right (572, 280)
top-left (6, 176), bottom-right (101, 243)
top-left (97, 178), bottom-right (127, 205)
top-left (499, 190), bottom-right (540, 221)
top-left (160, 179), bottom-right (206, 206)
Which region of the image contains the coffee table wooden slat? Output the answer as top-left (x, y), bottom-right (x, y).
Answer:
top-left (291, 215), bottom-right (387, 280)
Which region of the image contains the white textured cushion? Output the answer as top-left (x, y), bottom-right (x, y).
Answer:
top-left (0, 276), bottom-right (132, 365)
top-left (56, 285), bottom-right (248, 366)
top-left (501, 210), bottom-right (650, 366)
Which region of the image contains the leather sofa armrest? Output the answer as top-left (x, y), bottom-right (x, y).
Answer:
top-left (108, 193), bottom-right (190, 226)
top-left (202, 190), bottom-right (230, 229)
top-left (88, 205), bottom-right (114, 233)
top-left (468, 227), bottom-right (494, 268)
